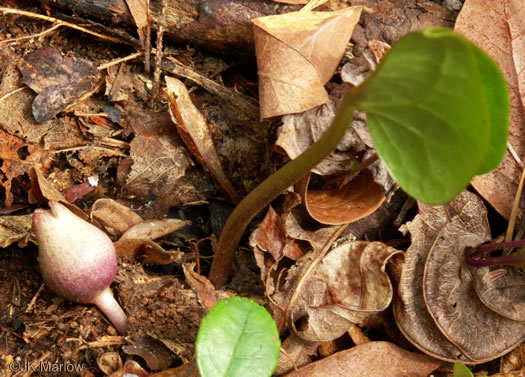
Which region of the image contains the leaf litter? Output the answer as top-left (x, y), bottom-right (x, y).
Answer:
top-left (2, 0), bottom-right (525, 376)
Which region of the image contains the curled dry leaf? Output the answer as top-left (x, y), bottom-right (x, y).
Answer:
top-left (91, 198), bottom-right (144, 237)
top-left (282, 341), bottom-right (442, 377)
top-left (250, 199), bottom-right (339, 286)
top-left (165, 76), bottom-right (239, 203)
top-left (296, 169), bottom-right (385, 225)
top-left (115, 218), bottom-right (190, 264)
top-left (253, 7), bottom-right (363, 118)
top-left (423, 211), bottom-right (525, 362)
top-left (394, 198), bottom-right (466, 363)
top-left (29, 168), bottom-right (88, 220)
top-left (468, 266), bottom-right (525, 322)
top-left (396, 191), bottom-right (525, 363)
top-left (455, 0), bottom-right (525, 219)
top-left (122, 335), bottom-right (174, 371)
top-left (290, 241), bottom-right (401, 342)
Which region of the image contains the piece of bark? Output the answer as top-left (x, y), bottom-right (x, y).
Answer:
top-left (39, 0), bottom-right (456, 56)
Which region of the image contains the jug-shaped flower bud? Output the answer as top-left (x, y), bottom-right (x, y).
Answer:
top-left (32, 201), bottom-right (128, 334)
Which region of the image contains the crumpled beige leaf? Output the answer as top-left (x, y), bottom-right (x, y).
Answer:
top-left (455, 0), bottom-right (525, 219)
top-left (282, 341), bottom-right (442, 377)
top-left (115, 218), bottom-right (190, 264)
top-left (166, 76), bottom-right (239, 203)
top-left (253, 7), bottom-right (363, 118)
top-left (91, 198), bottom-right (144, 237)
top-left (288, 241), bottom-right (401, 342)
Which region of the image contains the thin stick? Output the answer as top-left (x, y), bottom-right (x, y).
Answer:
top-left (25, 283), bottom-right (45, 313)
top-left (151, 0), bottom-right (167, 107)
top-left (504, 164), bottom-right (525, 254)
top-left (0, 23), bottom-right (61, 46)
top-left (144, 0), bottom-right (152, 72)
top-left (0, 7), bottom-right (127, 44)
top-left (507, 141), bottom-right (524, 168)
top-left (98, 51), bottom-right (143, 71)
top-left (0, 87), bottom-right (26, 102)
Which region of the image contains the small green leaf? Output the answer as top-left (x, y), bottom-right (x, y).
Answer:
top-left (196, 297), bottom-right (280, 377)
top-left (356, 28), bottom-right (509, 204)
top-left (452, 362), bottom-right (474, 377)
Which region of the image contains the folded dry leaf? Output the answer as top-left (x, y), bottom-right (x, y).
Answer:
top-left (455, 0), bottom-right (525, 219)
top-left (282, 341), bottom-right (442, 377)
top-left (253, 7), bottom-right (363, 118)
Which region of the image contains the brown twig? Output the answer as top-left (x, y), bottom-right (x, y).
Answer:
top-left (0, 7), bottom-right (128, 44)
top-left (504, 164), bottom-right (525, 255)
top-left (0, 22), bottom-right (61, 46)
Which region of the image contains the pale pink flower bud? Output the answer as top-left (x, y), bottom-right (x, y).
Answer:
top-left (32, 201), bottom-right (128, 335)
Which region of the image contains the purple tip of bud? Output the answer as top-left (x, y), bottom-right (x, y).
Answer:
top-left (33, 201), bottom-right (128, 334)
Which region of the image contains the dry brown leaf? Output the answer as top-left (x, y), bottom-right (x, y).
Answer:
top-left (120, 219), bottom-right (190, 240)
top-left (165, 76), bottom-right (239, 203)
top-left (275, 333), bottom-right (319, 375)
top-left (297, 169), bottom-right (385, 225)
top-left (125, 0), bottom-right (148, 44)
top-left (282, 341), bottom-right (442, 377)
top-left (253, 7), bottom-right (363, 118)
top-left (122, 335), bottom-right (174, 371)
top-left (91, 198), bottom-right (144, 237)
top-left (0, 129), bottom-right (51, 206)
top-left (29, 168), bottom-right (88, 220)
top-left (0, 38), bottom-right (80, 144)
top-left (0, 214), bottom-right (31, 248)
top-left (276, 91), bottom-right (368, 175)
top-left (455, 0), bottom-right (525, 219)
top-left (115, 218), bottom-right (190, 264)
top-left (183, 262), bottom-right (219, 310)
top-left (19, 46), bottom-right (99, 123)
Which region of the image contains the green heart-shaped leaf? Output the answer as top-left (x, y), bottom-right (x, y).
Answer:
top-left (196, 297), bottom-right (280, 377)
top-left (356, 28), bottom-right (509, 203)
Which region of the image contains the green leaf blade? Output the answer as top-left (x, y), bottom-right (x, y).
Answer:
top-left (356, 28), bottom-right (509, 204)
top-left (452, 362), bottom-right (474, 377)
top-left (196, 297), bottom-right (280, 377)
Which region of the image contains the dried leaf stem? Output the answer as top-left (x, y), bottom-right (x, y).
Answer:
top-left (209, 87), bottom-right (364, 288)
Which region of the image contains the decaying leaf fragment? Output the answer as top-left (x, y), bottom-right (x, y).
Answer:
top-left (19, 46), bottom-right (100, 123)
top-left (253, 7), bottom-right (363, 118)
top-left (282, 341), bottom-right (442, 377)
top-left (455, 0), bottom-right (525, 219)
top-left (124, 111), bottom-right (190, 215)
